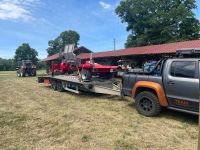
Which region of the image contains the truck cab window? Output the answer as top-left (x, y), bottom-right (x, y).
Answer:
top-left (170, 61), bottom-right (196, 78)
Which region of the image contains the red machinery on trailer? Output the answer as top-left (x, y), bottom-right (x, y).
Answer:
top-left (50, 45), bottom-right (120, 80)
top-left (38, 45), bottom-right (121, 95)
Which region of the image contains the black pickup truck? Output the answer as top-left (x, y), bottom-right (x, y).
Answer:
top-left (122, 55), bottom-right (199, 116)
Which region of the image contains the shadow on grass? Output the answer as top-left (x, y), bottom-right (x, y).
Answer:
top-left (80, 92), bottom-right (129, 102)
top-left (41, 85), bottom-right (128, 102)
top-left (160, 108), bottom-right (198, 124)
top-left (17, 76), bottom-right (37, 78)
top-left (128, 101), bottom-right (198, 125)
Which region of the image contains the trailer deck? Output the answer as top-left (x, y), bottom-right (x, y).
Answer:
top-left (38, 75), bottom-right (121, 96)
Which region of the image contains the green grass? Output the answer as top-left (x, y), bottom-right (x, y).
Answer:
top-left (0, 71), bottom-right (198, 149)
top-left (0, 71), bottom-right (15, 74)
top-left (0, 70), bottom-right (46, 75)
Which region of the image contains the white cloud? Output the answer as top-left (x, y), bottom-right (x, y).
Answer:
top-left (0, 0), bottom-right (40, 21)
top-left (99, 1), bottom-right (111, 10)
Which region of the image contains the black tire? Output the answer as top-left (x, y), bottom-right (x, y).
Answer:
top-left (32, 70), bottom-right (36, 76)
top-left (135, 91), bottom-right (161, 117)
top-left (57, 81), bottom-right (64, 92)
top-left (51, 80), bottom-right (57, 91)
top-left (81, 69), bottom-right (92, 81)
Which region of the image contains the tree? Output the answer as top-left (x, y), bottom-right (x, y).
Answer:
top-left (37, 61), bottom-right (46, 70)
top-left (0, 58), bottom-right (15, 71)
top-left (47, 30), bottom-right (80, 56)
top-left (116, 0), bottom-right (200, 48)
top-left (14, 43), bottom-right (38, 63)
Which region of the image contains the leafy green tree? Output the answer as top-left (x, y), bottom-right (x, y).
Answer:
top-left (47, 30), bottom-right (80, 56)
top-left (37, 61), bottom-right (46, 70)
top-left (14, 43), bottom-right (38, 63)
top-left (116, 0), bottom-right (200, 48)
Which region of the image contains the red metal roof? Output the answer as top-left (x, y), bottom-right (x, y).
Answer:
top-left (77, 40), bottom-right (200, 59)
top-left (40, 53), bottom-right (60, 62)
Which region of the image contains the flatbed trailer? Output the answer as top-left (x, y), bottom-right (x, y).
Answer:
top-left (38, 75), bottom-right (121, 96)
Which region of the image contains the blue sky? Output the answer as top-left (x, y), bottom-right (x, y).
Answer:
top-left (0, 0), bottom-right (200, 59)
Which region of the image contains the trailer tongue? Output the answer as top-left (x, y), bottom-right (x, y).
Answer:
top-left (38, 75), bottom-right (121, 96)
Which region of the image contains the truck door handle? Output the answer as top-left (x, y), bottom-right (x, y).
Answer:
top-left (167, 81), bottom-right (175, 85)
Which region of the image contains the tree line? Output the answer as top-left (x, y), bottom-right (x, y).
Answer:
top-left (0, 30), bottom-right (80, 71)
top-left (0, 58), bottom-right (15, 71)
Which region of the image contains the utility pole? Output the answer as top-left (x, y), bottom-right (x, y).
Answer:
top-left (113, 38), bottom-right (116, 51)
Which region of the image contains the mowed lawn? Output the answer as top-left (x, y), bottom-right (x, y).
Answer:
top-left (0, 71), bottom-right (198, 150)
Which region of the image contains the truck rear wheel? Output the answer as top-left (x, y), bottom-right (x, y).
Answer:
top-left (135, 91), bottom-right (161, 117)
top-left (51, 80), bottom-right (57, 91)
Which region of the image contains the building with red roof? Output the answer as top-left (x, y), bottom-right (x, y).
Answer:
top-left (77, 40), bottom-right (200, 59)
top-left (40, 40), bottom-right (200, 67)
top-left (76, 40), bottom-right (200, 66)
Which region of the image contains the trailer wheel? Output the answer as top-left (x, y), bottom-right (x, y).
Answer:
top-left (51, 80), bottom-right (57, 91)
top-left (57, 81), bottom-right (64, 92)
top-left (135, 91), bottom-right (161, 117)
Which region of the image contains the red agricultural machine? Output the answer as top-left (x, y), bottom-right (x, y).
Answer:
top-left (51, 44), bottom-right (119, 81)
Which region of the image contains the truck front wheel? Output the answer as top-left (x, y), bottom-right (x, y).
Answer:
top-left (135, 91), bottom-right (161, 117)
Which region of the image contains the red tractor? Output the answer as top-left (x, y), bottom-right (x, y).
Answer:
top-left (51, 59), bottom-right (75, 76)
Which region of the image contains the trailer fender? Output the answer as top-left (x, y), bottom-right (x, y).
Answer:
top-left (131, 81), bottom-right (168, 107)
